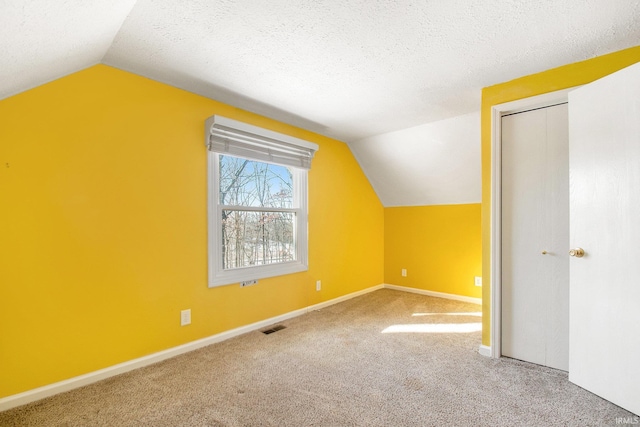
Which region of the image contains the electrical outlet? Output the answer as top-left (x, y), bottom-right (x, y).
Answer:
top-left (180, 309), bottom-right (191, 326)
top-left (316, 280), bottom-right (321, 291)
top-left (240, 279), bottom-right (258, 287)
top-left (475, 276), bottom-right (482, 287)
top-left (401, 269), bottom-right (407, 277)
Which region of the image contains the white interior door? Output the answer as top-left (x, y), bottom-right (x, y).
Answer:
top-left (569, 62), bottom-right (640, 415)
top-left (501, 103), bottom-right (569, 371)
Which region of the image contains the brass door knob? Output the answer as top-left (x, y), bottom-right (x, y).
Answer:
top-left (541, 250), bottom-right (548, 255)
top-left (569, 248), bottom-right (585, 258)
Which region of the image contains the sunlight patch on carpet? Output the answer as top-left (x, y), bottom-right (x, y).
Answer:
top-left (382, 323), bottom-right (482, 333)
top-left (412, 312), bottom-right (482, 317)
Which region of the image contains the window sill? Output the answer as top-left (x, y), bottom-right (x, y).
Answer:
top-left (208, 261), bottom-right (308, 287)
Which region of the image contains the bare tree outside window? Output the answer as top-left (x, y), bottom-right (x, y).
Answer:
top-left (219, 155), bottom-right (295, 270)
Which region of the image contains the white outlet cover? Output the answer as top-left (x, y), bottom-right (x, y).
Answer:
top-left (181, 309), bottom-right (191, 326)
top-left (474, 277), bottom-right (482, 287)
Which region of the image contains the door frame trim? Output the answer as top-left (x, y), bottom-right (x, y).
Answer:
top-left (490, 87), bottom-right (576, 359)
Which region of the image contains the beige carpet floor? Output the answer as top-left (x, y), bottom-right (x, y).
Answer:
top-left (0, 289), bottom-right (635, 426)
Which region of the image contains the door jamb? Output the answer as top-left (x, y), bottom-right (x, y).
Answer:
top-left (489, 87), bottom-right (576, 359)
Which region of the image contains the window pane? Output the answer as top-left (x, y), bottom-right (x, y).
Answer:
top-left (221, 210), bottom-right (296, 269)
top-left (219, 155), bottom-right (293, 208)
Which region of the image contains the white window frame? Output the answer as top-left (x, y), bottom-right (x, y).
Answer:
top-left (207, 152), bottom-right (310, 287)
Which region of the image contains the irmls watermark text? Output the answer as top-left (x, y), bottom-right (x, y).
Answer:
top-left (616, 416), bottom-right (640, 425)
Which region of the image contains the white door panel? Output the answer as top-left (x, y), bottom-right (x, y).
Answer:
top-left (544, 105), bottom-right (570, 371)
top-left (568, 61), bottom-right (640, 416)
top-left (502, 103), bottom-right (569, 371)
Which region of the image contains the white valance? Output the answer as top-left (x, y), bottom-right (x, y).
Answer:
top-left (205, 115), bottom-right (319, 169)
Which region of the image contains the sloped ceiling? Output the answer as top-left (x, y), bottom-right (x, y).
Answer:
top-left (2, 1), bottom-right (639, 206)
top-left (350, 112), bottom-right (480, 206)
top-left (0, 0), bottom-right (137, 100)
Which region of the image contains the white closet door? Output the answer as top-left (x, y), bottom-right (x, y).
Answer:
top-left (501, 103), bottom-right (569, 371)
top-left (544, 104), bottom-right (570, 370)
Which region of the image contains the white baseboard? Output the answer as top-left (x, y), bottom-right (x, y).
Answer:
top-left (308, 284), bottom-right (384, 312)
top-left (478, 345), bottom-right (492, 357)
top-left (383, 284), bottom-right (482, 305)
top-left (0, 284), bottom-right (384, 412)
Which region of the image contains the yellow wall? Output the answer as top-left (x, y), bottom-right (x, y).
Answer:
top-left (481, 45), bottom-right (640, 346)
top-left (385, 204), bottom-right (481, 299)
top-left (0, 65), bottom-right (384, 398)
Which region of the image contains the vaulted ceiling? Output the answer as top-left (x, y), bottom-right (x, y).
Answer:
top-left (2, 1), bottom-right (639, 205)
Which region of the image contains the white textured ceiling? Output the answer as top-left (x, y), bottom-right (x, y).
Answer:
top-left (2, 1), bottom-right (640, 206)
top-left (107, 0), bottom-right (640, 141)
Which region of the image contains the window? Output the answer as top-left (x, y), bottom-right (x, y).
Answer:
top-left (206, 116), bottom-right (318, 287)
